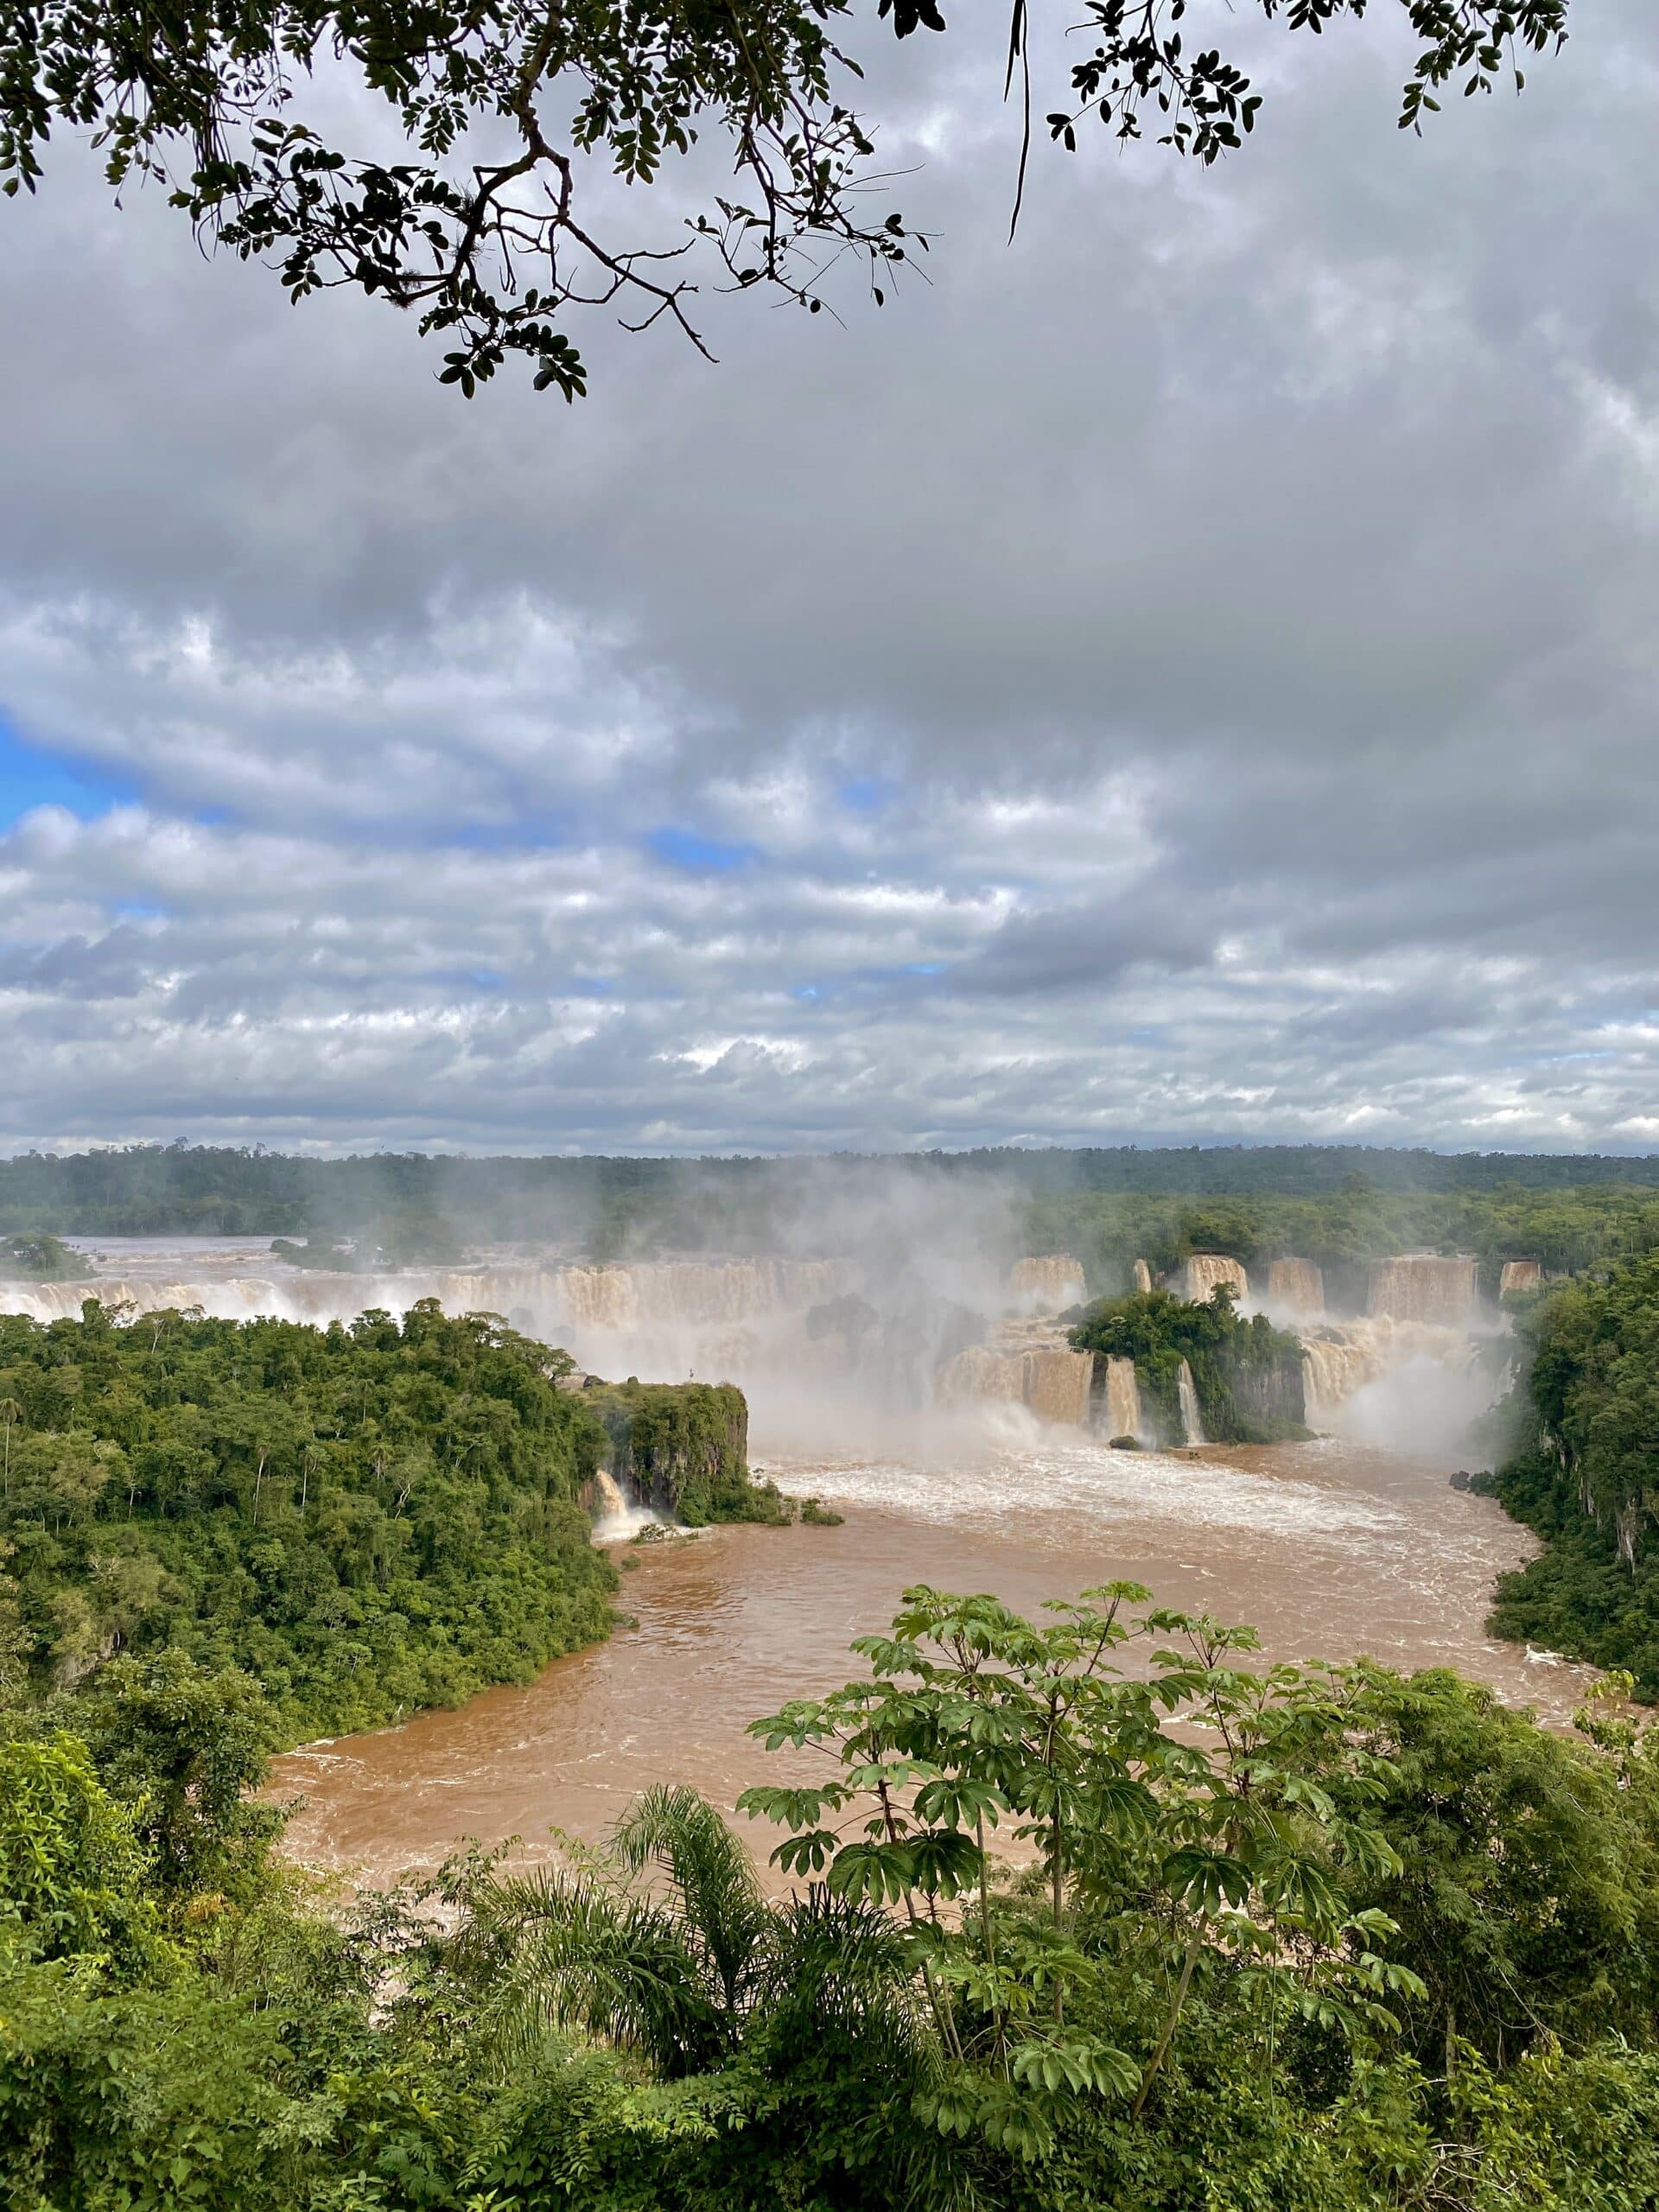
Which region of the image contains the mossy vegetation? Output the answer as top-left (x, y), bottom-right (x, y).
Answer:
top-left (586, 1379), bottom-right (788, 1525)
top-left (1070, 1287), bottom-right (1309, 1444)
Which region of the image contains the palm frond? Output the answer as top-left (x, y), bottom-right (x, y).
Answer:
top-left (466, 1860), bottom-right (730, 2077)
top-left (611, 1784), bottom-right (772, 2018)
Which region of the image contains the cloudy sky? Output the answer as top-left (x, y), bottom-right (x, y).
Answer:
top-left (2, 0), bottom-right (1656, 1157)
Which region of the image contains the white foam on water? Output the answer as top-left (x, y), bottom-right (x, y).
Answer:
top-left (768, 1427), bottom-right (1402, 1546)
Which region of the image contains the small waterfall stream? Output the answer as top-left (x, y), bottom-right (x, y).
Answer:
top-left (1177, 1360), bottom-right (1206, 1446)
top-left (1103, 1356), bottom-right (1142, 1440)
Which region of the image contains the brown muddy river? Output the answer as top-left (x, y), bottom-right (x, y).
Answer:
top-left (272, 1428), bottom-right (1591, 1885)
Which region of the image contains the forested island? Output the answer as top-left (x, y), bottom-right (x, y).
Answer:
top-left (1069, 1287), bottom-right (1308, 1444)
top-left (0, 1302), bottom-right (780, 1740)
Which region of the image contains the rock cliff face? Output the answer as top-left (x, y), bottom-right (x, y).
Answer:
top-left (1224, 1344), bottom-right (1307, 1433)
top-left (585, 1380), bottom-right (776, 1525)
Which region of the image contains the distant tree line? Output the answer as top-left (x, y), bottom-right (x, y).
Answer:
top-left (7, 1143), bottom-right (1659, 1265)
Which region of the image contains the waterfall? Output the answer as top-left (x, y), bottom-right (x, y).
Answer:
top-left (934, 1340), bottom-right (1096, 1428)
top-left (1267, 1257), bottom-right (1325, 1314)
top-left (935, 1344), bottom-right (1027, 1408)
top-left (1020, 1349), bottom-right (1096, 1427)
top-left (0, 1255), bottom-right (849, 1358)
top-left (1132, 1259), bottom-right (1153, 1294)
top-left (1182, 1254), bottom-right (1249, 1305)
top-left (594, 1467), bottom-right (628, 1519)
top-left (1102, 1355), bottom-right (1142, 1440)
top-left (1365, 1255), bottom-right (1478, 1326)
top-left (1177, 1360), bottom-right (1205, 1445)
top-left (1007, 1255), bottom-right (1088, 1315)
top-left (1499, 1260), bottom-right (1542, 1300)
top-left (1300, 1318), bottom-right (1483, 1424)
top-left (552, 1258), bottom-right (843, 1331)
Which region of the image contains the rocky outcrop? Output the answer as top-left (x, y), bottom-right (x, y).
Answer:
top-left (1224, 1344), bottom-right (1307, 1433)
top-left (585, 1379), bottom-right (779, 1525)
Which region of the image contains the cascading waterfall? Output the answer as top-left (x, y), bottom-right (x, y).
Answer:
top-left (1182, 1254), bottom-right (1249, 1304)
top-left (1177, 1360), bottom-right (1206, 1445)
top-left (1020, 1349), bottom-right (1096, 1427)
top-left (0, 1255), bottom-right (846, 1340)
top-left (593, 1466), bottom-right (629, 1518)
top-left (934, 1344), bottom-right (1028, 1408)
top-left (1102, 1355), bottom-right (1142, 1440)
top-left (551, 1258), bottom-right (844, 1332)
top-left (1007, 1255), bottom-right (1088, 1314)
top-left (1300, 1318), bottom-right (1484, 1426)
top-left (1365, 1255), bottom-right (1478, 1326)
top-left (934, 1340), bottom-right (1096, 1428)
top-left (1132, 1260), bottom-right (1154, 1294)
top-left (1267, 1257), bottom-right (1325, 1314)
top-left (1499, 1260), bottom-right (1542, 1299)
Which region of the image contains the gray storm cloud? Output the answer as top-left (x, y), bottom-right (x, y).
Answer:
top-left (1, 1), bottom-right (1656, 1154)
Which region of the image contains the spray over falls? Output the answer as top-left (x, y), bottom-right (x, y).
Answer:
top-left (0, 1231), bottom-right (1524, 1463)
top-left (1007, 1255), bottom-right (1088, 1314)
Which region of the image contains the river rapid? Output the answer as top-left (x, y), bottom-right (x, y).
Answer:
top-left (272, 1422), bottom-right (1589, 1886)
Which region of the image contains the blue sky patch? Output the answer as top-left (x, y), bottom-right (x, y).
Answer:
top-left (837, 776), bottom-right (899, 815)
top-left (0, 715), bottom-right (135, 829)
top-left (649, 826), bottom-right (760, 873)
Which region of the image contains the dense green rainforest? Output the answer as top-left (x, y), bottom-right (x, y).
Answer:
top-left (1483, 1253), bottom-right (1659, 1700)
top-left (8, 1577), bottom-right (1659, 2209)
top-left (0, 1303), bottom-right (780, 1742)
top-left (9, 1240), bottom-right (1659, 2201)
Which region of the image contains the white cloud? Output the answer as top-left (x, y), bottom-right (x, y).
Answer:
top-left (2, 3), bottom-right (1657, 1154)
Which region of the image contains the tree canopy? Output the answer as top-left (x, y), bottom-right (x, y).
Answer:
top-left (0, 0), bottom-right (1570, 396)
top-left (7, 1581), bottom-right (1659, 2209)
